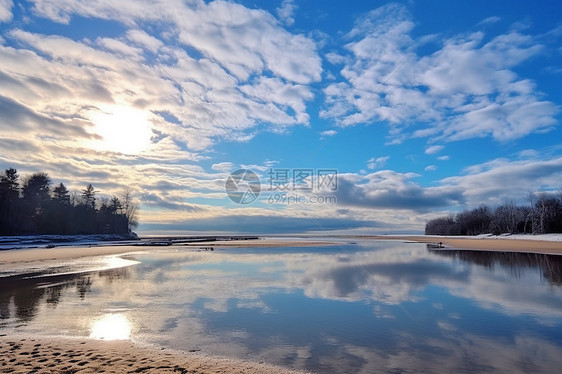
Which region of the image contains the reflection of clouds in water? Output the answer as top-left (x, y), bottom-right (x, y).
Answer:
top-left (120, 245), bottom-right (562, 323)
top-left (428, 250), bottom-right (562, 320)
top-left (3, 242), bottom-right (562, 373)
top-left (331, 333), bottom-right (562, 374)
top-left (302, 258), bottom-right (470, 303)
top-left (445, 265), bottom-right (562, 321)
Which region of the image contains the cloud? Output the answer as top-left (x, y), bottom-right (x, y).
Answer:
top-left (139, 214), bottom-right (382, 234)
top-left (277, 0), bottom-right (296, 26)
top-left (437, 155), bottom-right (450, 161)
top-left (367, 156), bottom-right (390, 169)
top-left (320, 129), bottom-right (337, 137)
top-left (2, 0), bottom-right (561, 236)
top-left (0, 95), bottom-right (96, 139)
top-left (321, 3), bottom-right (558, 144)
top-left (441, 156), bottom-right (562, 207)
top-left (0, 0), bottom-right (12, 22)
top-left (126, 29), bottom-right (163, 53)
top-left (0, 0), bottom-right (325, 211)
top-left (478, 16), bottom-right (502, 26)
top-left (6, 0), bottom-right (322, 154)
top-left (425, 165), bottom-right (437, 171)
top-left (334, 171), bottom-right (464, 212)
top-left (29, 0), bottom-right (322, 84)
top-left (425, 145), bottom-right (444, 155)
top-left (211, 162), bottom-right (234, 172)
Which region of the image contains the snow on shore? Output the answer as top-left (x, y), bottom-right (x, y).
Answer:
top-left (424, 233), bottom-right (562, 242)
top-left (0, 233), bottom-right (138, 250)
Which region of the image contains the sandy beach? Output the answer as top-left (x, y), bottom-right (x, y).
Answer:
top-left (0, 336), bottom-right (310, 374)
top-left (365, 235), bottom-right (562, 255)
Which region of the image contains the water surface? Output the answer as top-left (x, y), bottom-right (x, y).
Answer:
top-left (1, 240), bottom-right (562, 373)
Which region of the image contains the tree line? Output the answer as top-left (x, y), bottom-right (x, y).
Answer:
top-left (425, 192), bottom-right (562, 236)
top-left (0, 167), bottom-right (138, 236)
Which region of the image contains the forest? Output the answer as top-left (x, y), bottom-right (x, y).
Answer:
top-left (0, 168), bottom-right (138, 236)
top-left (425, 192), bottom-right (562, 236)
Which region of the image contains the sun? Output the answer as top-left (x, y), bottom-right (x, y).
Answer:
top-left (90, 105), bottom-right (153, 155)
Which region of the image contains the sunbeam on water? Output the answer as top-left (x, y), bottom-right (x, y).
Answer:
top-left (89, 313), bottom-right (132, 340)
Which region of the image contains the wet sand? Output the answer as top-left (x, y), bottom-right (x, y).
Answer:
top-left (0, 245), bottom-right (146, 264)
top-left (187, 239), bottom-right (340, 248)
top-left (0, 336), bottom-right (310, 374)
top-left (0, 240), bottom-right (338, 264)
top-left (365, 235), bottom-right (562, 255)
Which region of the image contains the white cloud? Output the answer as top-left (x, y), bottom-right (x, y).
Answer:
top-left (478, 16), bottom-right (502, 26)
top-left (321, 3), bottom-right (558, 144)
top-left (332, 155), bottom-right (562, 215)
top-left (518, 149), bottom-right (539, 159)
top-left (1, 1), bottom-right (323, 157)
top-left (320, 129), bottom-right (337, 137)
top-left (335, 170), bottom-right (463, 212)
top-left (277, 0), bottom-right (296, 26)
top-left (211, 162), bottom-right (234, 172)
top-left (0, 0), bottom-right (12, 22)
top-left (32, 0), bottom-right (321, 84)
top-left (425, 145), bottom-right (444, 154)
top-left (126, 29), bottom-right (163, 53)
top-left (0, 0), bottom-right (326, 226)
top-left (437, 155), bottom-right (450, 161)
top-left (441, 156), bottom-right (562, 207)
top-left (367, 156), bottom-right (390, 169)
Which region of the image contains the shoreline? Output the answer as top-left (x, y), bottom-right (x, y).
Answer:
top-left (0, 335), bottom-right (311, 374)
top-left (0, 239), bottom-right (339, 265)
top-left (361, 235), bottom-right (562, 255)
top-left (2, 235), bottom-right (562, 265)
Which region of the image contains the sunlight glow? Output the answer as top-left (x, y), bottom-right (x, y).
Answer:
top-left (89, 313), bottom-right (132, 340)
top-left (90, 105), bottom-right (153, 154)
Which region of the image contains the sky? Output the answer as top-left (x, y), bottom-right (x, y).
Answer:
top-left (0, 0), bottom-right (561, 235)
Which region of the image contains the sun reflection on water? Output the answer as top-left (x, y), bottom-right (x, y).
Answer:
top-left (89, 313), bottom-right (132, 340)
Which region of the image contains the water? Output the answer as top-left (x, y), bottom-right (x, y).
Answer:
top-left (1, 240), bottom-right (562, 373)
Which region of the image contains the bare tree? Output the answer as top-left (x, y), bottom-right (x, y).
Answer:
top-left (120, 188), bottom-right (139, 232)
top-left (528, 191), bottom-right (536, 234)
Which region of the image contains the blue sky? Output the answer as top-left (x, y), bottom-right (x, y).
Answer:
top-left (0, 0), bottom-right (561, 234)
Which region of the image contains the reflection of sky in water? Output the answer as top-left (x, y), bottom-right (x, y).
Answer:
top-left (90, 313), bottom-right (131, 340)
top-left (1, 241), bottom-right (562, 373)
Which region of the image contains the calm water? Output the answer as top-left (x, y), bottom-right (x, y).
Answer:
top-left (1, 240), bottom-right (562, 373)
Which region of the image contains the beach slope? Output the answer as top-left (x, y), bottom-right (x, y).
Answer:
top-left (0, 336), bottom-right (310, 374)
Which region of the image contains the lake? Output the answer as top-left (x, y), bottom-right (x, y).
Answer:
top-left (1, 239), bottom-right (562, 373)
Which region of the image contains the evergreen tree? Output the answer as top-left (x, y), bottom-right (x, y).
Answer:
top-left (0, 167), bottom-right (136, 236)
top-left (0, 168), bottom-right (21, 234)
top-left (53, 183), bottom-right (71, 205)
top-left (21, 173), bottom-right (51, 233)
top-left (81, 184), bottom-right (96, 209)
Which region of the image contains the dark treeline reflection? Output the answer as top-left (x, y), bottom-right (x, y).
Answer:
top-left (429, 247), bottom-right (562, 286)
top-left (0, 267), bottom-right (130, 324)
